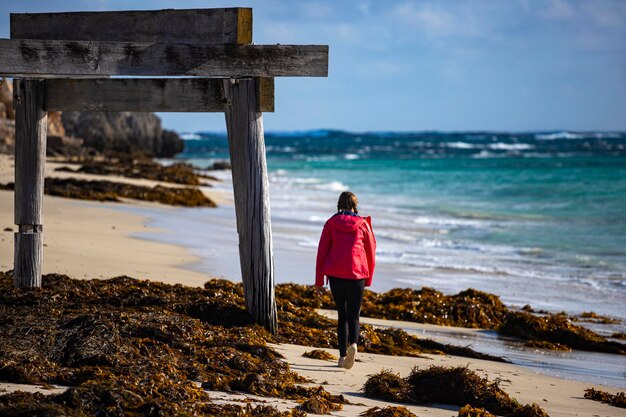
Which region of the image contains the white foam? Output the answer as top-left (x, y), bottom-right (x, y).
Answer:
top-left (413, 216), bottom-right (486, 228)
top-left (315, 181), bottom-right (348, 191)
top-left (270, 174), bottom-right (349, 193)
top-left (267, 146), bottom-right (297, 152)
top-left (446, 141), bottom-right (479, 149)
top-left (304, 155), bottom-right (339, 162)
top-left (535, 131), bottom-right (586, 140)
top-left (180, 133), bottom-right (202, 140)
top-left (487, 143), bottom-right (534, 150)
top-left (536, 131), bottom-right (622, 140)
top-left (471, 150), bottom-right (506, 159)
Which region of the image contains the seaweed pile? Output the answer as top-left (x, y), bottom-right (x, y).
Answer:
top-left (1, 179), bottom-right (216, 207)
top-left (302, 350), bottom-right (337, 361)
top-left (362, 366), bottom-right (549, 417)
top-left (272, 283), bottom-right (507, 362)
top-left (574, 311), bottom-right (620, 325)
top-left (500, 312), bottom-right (623, 354)
top-left (0, 272), bottom-right (506, 415)
top-left (56, 160), bottom-right (217, 186)
top-left (275, 284), bottom-right (625, 355)
top-left (584, 388), bottom-right (626, 408)
top-left (296, 386), bottom-right (343, 414)
top-left (0, 271), bottom-right (343, 415)
top-left (362, 287), bottom-right (507, 329)
top-left (458, 404), bottom-right (496, 416)
top-left (360, 406), bottom-right (418, 417)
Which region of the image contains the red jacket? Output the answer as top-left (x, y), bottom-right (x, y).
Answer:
top-left (315, 213), bottom-right (376, 287)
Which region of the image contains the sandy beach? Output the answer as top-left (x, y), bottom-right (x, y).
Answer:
top-left (0, 155), bottom-right (624, 417)
top-left (0, 154), bottom-right (226, 286)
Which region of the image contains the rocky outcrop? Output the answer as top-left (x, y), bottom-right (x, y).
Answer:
top-left (61, 111), bottom-right (184, 158)
top-left (0, 78), bottom-right (82, 156)
top-left (0, 78), bottom-right (184, 158)
top-left (0, 79), bottom-right (15, 154)
top-left (0, 78), bottom-right (14, 120)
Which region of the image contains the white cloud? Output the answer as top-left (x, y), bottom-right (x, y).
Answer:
top-left (301, 2), bottom-right (335, 19)
top-left (582, 1), bottom-right (626, 30)
top-left (389, 1), bottom-right (484, 39)
top-left (537, 0), bottom-right (575, 20)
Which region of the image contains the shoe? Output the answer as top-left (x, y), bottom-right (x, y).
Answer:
top-left (343, 343), bottom-right (357, 370)
top-left (338, 356), bottom-right (346, 368)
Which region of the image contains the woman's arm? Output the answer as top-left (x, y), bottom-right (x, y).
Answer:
top-left (363, 217), bottom-right (376, 287)
top-left (315, 224), bottom-right (332, 286)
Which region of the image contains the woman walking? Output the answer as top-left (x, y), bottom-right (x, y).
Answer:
top-left (315, 191), bottom-right (376, 369)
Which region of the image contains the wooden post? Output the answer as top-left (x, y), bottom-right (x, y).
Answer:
top-left (223, 78), bottom-right (277, 334)
top-left (13, 79), bottom-right (47, 288)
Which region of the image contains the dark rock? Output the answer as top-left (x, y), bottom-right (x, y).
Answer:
top-left (46, 135), bottom-right (84, 157)
top-left (160, 129), bottom-right (185, 157)
top-left (209, 160), bottom-right (232, 170)
top-left (61, 111), bottom-right (184, 158)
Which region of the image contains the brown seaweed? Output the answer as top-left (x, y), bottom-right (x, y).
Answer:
top-left (500, 312), bottom-right (624, 355)
top-left (56, 160), bottom-right (214, 186)
top-left (297, 393), bottom-right (343, 414)
top-left (0, 271), bottom-right (345, 415)
top-left (302, 349), bottom-right (337, 361)
top-left (362, 369), bottom-right (411, 403)
top-left (458, 404), bottom-right (496, 417)
top-left (406, 365), bottom-right (518, 415)
top-left (275, 283), bottom-right (625, 356)
top-left (0, 391), bottom-right (307, 417)
top-left (363, 366), bottom-right (550, 417)
top-left (0, 178), bottom-right (216, 207)
top-left (360, 405), bottom-right (418, 417)
top-left (275, 284), bottom-right (508, 362)
top-left (583, 387), bottom-right (626, 408)
top-left (575, 311), bottom-right (620, 325)
top-left (361, 287), bottom-right (507, 329)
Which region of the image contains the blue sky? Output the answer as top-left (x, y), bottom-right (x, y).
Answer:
top-left (2, 0), bottom-right (625, 133)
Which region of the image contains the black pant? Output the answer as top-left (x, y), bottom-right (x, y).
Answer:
top-left (329, 277), bottom-right (365, 357)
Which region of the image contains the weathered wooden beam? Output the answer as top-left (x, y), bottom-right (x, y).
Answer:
top-left (44, 78), bottom-right (275, 112)
top-left (0, 39), bottom-right (328, 78)
top-left (256, 77), bottom-right (275, 113)
top-left (13, 79), bottom-right (47, 288)
top-left (223, 78), bottom-right (277, 334)
top-left (15, 230), bottom-right (43, 287)
top-left (11, 8), bottom-right (252, 44)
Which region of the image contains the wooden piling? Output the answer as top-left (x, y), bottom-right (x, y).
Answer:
top-left (223, 78), bottom-right (277, 334)
top-left (13, 79), bottom-right (47, 288)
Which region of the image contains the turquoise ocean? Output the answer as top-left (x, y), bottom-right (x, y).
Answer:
top-left (178, 130), bottom-right (626, 325)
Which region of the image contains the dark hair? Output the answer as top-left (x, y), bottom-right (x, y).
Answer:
top-left (337, 191), bottom-right (358, 214)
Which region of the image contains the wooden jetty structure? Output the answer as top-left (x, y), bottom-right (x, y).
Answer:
top-left (0, 8), bottom-right (329, 333)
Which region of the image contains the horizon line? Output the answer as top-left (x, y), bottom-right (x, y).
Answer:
top-left (181, 128), bottom-right (626, 136)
